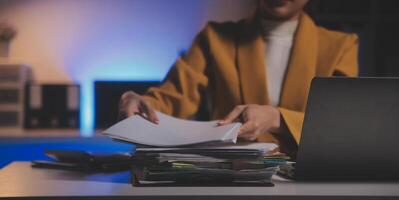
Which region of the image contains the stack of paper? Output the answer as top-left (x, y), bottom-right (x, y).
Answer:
top-left (131, 143), bottom-right (288, 186)
top-left (103, 112), bottom-right (289, 186)
top-left (103, 112), bottom-right (241, 147)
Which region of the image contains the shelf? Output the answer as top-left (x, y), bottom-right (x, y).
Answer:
top-left (0, 104), bottom-right (22, 111)
top-left (0, 82), bottom-right (21, 89)
top-left (0, 129), bottom-right (103, 137)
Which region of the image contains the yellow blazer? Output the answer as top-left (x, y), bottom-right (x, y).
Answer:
top-left (143, 13), bottom-right (358, 150)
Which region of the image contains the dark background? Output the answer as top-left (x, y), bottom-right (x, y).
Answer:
top-left (305, 0), bottom-right (399, 77)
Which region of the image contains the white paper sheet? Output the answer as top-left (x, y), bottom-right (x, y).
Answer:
top-left (103, 112), bottom-right (242, 147)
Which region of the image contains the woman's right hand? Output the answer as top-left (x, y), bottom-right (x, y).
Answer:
top-left (118, 91), bottom-right (159, 124)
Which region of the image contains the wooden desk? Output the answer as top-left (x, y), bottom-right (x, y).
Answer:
top-left (1, 162), bottom-right (398, 200)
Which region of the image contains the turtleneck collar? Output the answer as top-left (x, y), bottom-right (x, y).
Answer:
top-left (260, 19), bottom-right (299, 38)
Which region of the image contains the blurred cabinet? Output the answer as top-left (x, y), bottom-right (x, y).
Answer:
top-left (0, 64), bottom-right (30, 131)
top-left (24, 84), bottom-right (80, 129)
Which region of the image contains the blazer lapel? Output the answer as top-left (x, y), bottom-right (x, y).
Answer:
top-left (237, 19), bottom-right (269, 105)
top-left (279, 14), bottom-right (319, 110)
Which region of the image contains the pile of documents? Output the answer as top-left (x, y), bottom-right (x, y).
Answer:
top-left (103, 112), bottom-right (290, 186)
top-left (131, 143), bottom-right (289, 186)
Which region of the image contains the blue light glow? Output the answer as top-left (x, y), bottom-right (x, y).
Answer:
top-left (80, 80), bottom-right (94, 137)
top-left (58, 0), bottom-right (207, 136)
top-left (78, 62), bottom-right (163, 137)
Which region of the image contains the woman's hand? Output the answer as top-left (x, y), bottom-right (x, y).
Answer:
top-left (218, 104), bottom-right (280, 141)
top-left (118, 91), bottom-right (159, 124)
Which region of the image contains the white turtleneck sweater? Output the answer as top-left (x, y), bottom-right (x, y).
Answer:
top-left (261, 19), bottom-right (299, 107)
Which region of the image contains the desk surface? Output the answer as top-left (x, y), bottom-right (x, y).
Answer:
top-left (1, 162), bottom-right (399, 200)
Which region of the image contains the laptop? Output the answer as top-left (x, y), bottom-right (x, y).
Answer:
top-left (294, 77), bottom-right (399, 180)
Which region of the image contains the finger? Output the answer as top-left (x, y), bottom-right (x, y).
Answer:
top-left (127, 106), bottom-right (140, 117)
top-left (218, 105), bottom-right (246, 125)
top-left (119, 91), bottom-right (140, 117)
top-left (238, 121), bottom-right (257, 135)
top-left (238, 126), bottom-right (259, 141)
top-left (238, 130), bottom-right (259, 141)
top-left (238, 132), bottom-right (258, 141)
top-left (118, 101), bottom-right (138, 119)
top-left (140, 101), bottom-right (159, 124)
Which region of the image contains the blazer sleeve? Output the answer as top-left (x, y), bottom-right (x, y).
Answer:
top-left (278, 34), bottom-right (359, 145)
top-left (143, 26), bottom-right (210, 118)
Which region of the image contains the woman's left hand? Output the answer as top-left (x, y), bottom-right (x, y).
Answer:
top-left (218, 104), bottom-right (281, 141)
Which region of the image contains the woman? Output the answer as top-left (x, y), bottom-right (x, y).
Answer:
top-left (119, 0), bottom-right (358, 157)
